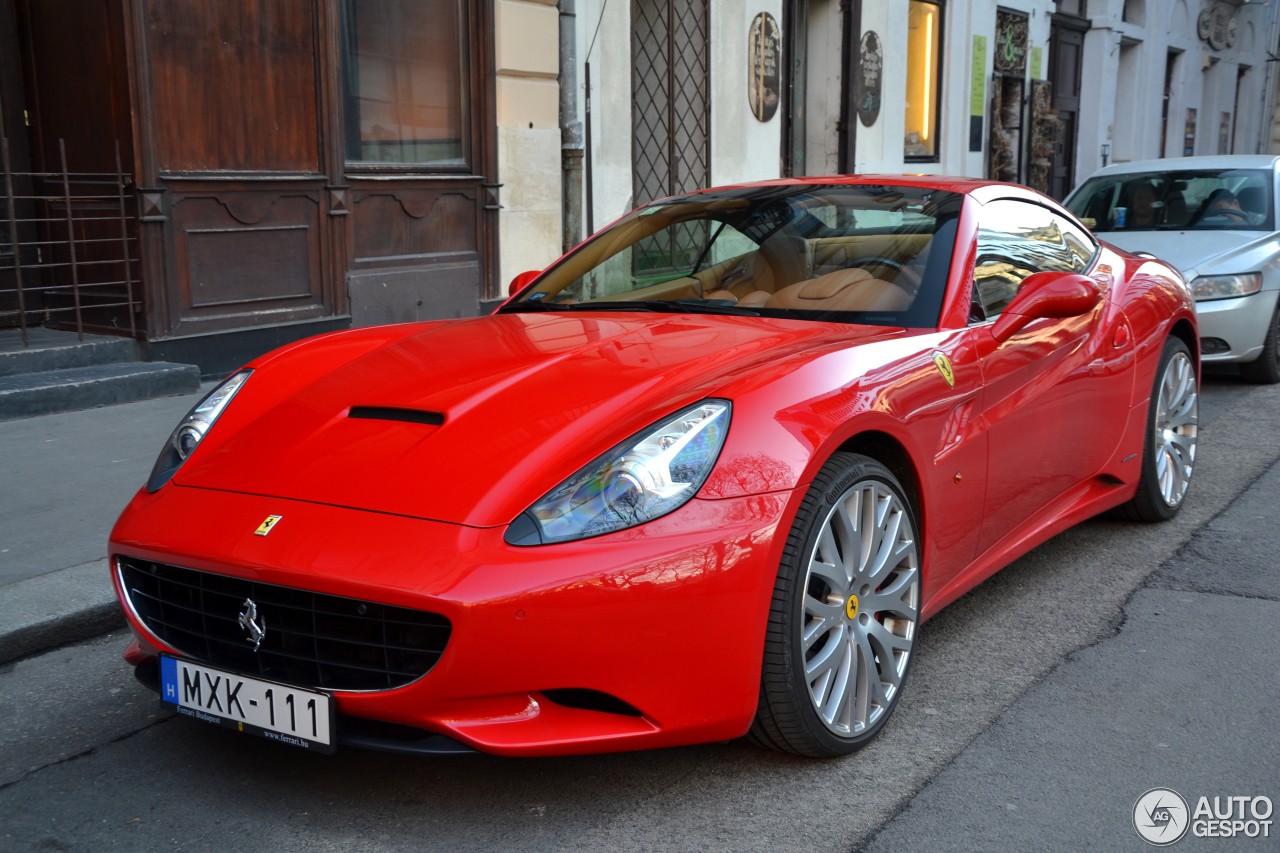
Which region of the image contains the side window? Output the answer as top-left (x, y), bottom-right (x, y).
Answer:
top-left (971, 200), bottom-right (1097, 322)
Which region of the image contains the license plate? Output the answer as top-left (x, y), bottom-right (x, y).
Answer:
top-left (160, 656), bottom-right (335, 753)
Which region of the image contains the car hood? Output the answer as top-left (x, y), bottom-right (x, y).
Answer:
top-left (1100, 229), bottom-right (1269, 277)
top-left (175, 312), bottom-right (905, 526)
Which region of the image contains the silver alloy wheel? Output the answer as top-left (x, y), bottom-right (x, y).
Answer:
top-left (1153, 349), bottom-right (1198, 507)
top-left (801, 479), bottom-right (919, 737)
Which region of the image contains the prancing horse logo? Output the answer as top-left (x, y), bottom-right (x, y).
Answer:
top-left (237, 598), bottom-right (267, 652)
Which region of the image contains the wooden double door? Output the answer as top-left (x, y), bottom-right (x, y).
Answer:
top-left (3, 0), bottom-right (497, 343)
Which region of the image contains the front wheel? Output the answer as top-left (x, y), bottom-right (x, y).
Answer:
top-left (1116, 336), bottom-right (1199, 521)
top-left (750, 453), bottom-right (921, 757)
top-left (1239, 303), bottom-right (1280, 384)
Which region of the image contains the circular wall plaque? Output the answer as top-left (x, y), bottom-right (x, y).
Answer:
top-left (748, 12), bottom-right (780, 122)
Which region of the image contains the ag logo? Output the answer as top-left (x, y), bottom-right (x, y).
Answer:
top-left (254, 515), bottom-right (283, 536)
top-left (1134, 788), bottom-right (1190, 846)
top-left (932, 352), bottom-right (955, 388)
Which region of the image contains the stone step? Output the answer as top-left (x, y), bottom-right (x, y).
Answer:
top-left (0, 361), bottom-right (201, 421)
top-left (0, 328), bottom-right (140, 377)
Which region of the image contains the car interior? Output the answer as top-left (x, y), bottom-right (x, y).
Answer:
top-left (510, 187), bottom-right (960, 321)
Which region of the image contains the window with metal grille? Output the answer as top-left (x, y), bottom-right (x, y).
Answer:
top-left (631, 0), bottom-right (711, 277)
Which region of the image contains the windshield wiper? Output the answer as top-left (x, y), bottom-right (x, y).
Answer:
top-left (563, 299), bottom-right (761, 316)
top-left (505, 299), bottom-right (762, 316)
top-left (501, 300), bottom-right (560, 312)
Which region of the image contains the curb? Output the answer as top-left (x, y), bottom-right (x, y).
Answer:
top-left (0, 560), bottom-right (123, 665)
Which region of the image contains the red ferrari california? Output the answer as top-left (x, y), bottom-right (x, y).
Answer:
top-left (111, 176), bottom-right (1199, 758)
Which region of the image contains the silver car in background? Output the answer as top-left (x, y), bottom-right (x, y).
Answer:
top-left (1065, 155), bottom-right (1280, 383)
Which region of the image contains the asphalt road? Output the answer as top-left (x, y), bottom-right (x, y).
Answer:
top-left (1, 376), bottom-right (1277, 852)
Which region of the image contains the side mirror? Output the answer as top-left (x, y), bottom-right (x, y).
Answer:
top-left (508, 270), bottom-right (542, 297)
top-left (991, 272), bottom-right (1101, 343)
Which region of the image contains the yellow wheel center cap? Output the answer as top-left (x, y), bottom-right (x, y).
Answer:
top-left (846, 594), bottom-right (860, 620)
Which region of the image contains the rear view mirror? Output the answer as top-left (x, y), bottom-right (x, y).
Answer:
top-left (991, 272), bottom-right (1101, 343)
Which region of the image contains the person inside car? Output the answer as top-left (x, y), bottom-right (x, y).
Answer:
top-left (1198, 188), bottom-right (1250, 224)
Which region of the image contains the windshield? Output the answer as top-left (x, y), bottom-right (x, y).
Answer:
top-left (1066, 168), bottom-right (1274, 232)
top-left (501, 184), bottom-right (964, 327)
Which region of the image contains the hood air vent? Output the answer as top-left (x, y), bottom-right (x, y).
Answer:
top-left (348, 406), bottom-right (445, 425)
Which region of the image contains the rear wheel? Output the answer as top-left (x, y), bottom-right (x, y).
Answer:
top-left (1116, 337), bottom-right (1199, 521)
top-left (751, 453), bottom-right (920, 757)
top-left (1239, 304), bottom-right (1280, 384)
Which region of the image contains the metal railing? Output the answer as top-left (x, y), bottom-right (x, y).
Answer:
top-left (1, 138), bottom-right (140, 346)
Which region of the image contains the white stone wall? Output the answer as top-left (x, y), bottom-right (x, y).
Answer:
top-left (1076, 0), bottom-right (1280, 176)
top-left (710, 1), bottom-right (786, 187)
top-left (495, 0), bottom-right (564, 289)
top-left (576, 0), bottom-right (634, 232)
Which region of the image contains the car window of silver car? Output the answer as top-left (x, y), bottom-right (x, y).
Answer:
top-left (1067, 168), bottom-right (1273, 232)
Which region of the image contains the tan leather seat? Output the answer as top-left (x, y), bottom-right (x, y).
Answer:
top-left (765, 268), bottom-right (911, 311)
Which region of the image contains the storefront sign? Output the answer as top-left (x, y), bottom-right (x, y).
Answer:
top-left (970, 35), bottom-right (987, 152)
top-left (857, 31), bottom-right (883, 127)
top-left (748, 13), bottom-right (780, 122)
top-left (994, 10), bottom-right (1028, 75)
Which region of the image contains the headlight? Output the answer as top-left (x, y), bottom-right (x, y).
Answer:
top-left (146, 370), bottom-right (251, 492)
top-left (1191, 273), bottom-right (1262, 302)
top-left (506, 400), bottom-right (732, 545)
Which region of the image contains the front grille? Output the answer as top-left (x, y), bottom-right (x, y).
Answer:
top-left (118, 558), bottom-right (451, 692)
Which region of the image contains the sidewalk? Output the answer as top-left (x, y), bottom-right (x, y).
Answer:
top-left (864, 455), bottom-right (1280, 852)
top-left (0, 390), bottom-right (204, 663)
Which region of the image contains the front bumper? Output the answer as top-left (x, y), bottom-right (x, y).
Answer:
top-left (110, 483), bottom-right (792, 756)
top-left (1196, 287), bottom-right (1280, 364)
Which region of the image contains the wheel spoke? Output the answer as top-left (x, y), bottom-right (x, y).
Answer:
top-left (830, 502), bottom-right (860, 580)
top-left (853, 629), bottom-right (887, 716)
top-left (865, 507), bottom-right (905, 582)
top-left (819, 636), bottom-right (855, 727)
top-left (866, 567), bottom-right (920, 619)
top-left (802, 598), bottom-right (843, 652)
top-left (865, 620), bottom-right (911, 684)
top-left (806, 556), bottom-right (845, 592)
top-left (805, 624), bottom-right (847, 683)
top-left (814, 526), bottom-right (844, 578)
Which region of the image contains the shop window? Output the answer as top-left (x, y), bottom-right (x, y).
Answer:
top-left (341, 0), bottom-right (469, 168)
top-left (905, 1), bottom-right (942, 161)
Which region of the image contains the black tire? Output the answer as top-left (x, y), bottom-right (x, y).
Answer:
top-left (750, 453), bottom-right (921, 757)
top-left (1115, 337), bottom-right (1199, 522)
top-left (1239, 303), bottom-right (1280, 384)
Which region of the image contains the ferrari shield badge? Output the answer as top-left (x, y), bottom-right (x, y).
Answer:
top-left (932, 352), bottom-right (955, 388)
top-left (254, 515), bottom-right (283, 536)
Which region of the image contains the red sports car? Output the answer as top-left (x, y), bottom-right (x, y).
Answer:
top-left (111, 176), bottom-right (1199, 758)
